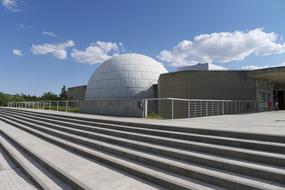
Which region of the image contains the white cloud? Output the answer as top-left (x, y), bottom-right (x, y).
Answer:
top-left (42, 31), bottom-right (56, 37)
top-left (18, 24), bottom-right (32, 29)
top-left (158, 28), bottom-right (285, 67)
top-left (241, 65), bottom-right (267, 70)
top-left (208, 63), bottom-right (228, 70)
top-left (12, 48), bottom-right (22, 56)
top-left (31, 40), bottom-right (75, 59)
top-left (241, 62), bottom-right (285, 70)
top-left (71, 41), bottom-right (123, 65)
top-left (1, 0), bottom-right (20, 12)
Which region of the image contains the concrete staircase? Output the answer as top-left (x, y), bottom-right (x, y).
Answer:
top-left (0, 107), bottom-right (285, 190)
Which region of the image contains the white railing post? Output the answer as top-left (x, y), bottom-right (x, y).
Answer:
top-left (171, 99), bottom-right (174, 119)
top-left (212, 101), bottom-right (214, 116)
top-left (200, 101), bottom-right (202, 116)
top-left (65, 101), bottom-right (68, 112)
top-left (49, 101), bottom-right (51, 110)
top-left (194, 101), bottom-right (197, 117)
top-left (57, 101), bottom-right (59, 111)
top-left (206, 100), bottom-right (209, 116)
top-left (187, 100), bottom-right (190, 118)
top-left (143, 99), bottom-right (148, 118)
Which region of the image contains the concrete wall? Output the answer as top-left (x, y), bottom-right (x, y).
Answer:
top-left (80, 99), bottom-right (143, 117)
top-left (67, 85), bottom-right (86, 101)
top-left (158, 71), bottom-right (256, 100)
top-left (157, 71), bottom-right (257, 118)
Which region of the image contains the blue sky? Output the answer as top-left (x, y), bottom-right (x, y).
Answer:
top-left (1, 0), bottom-right (285, 95)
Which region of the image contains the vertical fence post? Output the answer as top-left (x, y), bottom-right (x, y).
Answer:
top-left (65, 101), bottom-right (68, 112)
top-left (200, 101), bottom-right (202, 117)
top-left (211, 101), bottom-right (214, 116)
top-left (49, 101), bottom-right (51, 110)
top-left (187, 100), bottom-right (190, 118)
top-left (171, 99), bottom-right (174, 119)
top-left (222, 101), bottom-right (225, 115)
top-left (194, 101), bottom-right (196, 117)
top-left (206, 100), bottom-right (209, 116)
top-left (143, 99), bottom-right (148, 118)
top-left (57, 101), bottom-right (59, 111)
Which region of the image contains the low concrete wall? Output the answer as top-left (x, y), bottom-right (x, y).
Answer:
top-left (80, 99), bottom-right (143, 117)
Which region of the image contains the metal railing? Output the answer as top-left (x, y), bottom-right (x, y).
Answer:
top-left (7, 100), bottom-right (80, 113)
top-left (142, 98), bottom-right (257, 119)
top-left (7, 98), bottom-right (258, 119)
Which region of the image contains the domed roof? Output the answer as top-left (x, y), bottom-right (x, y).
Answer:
top-left (85, 53), bottom-right (168, 100)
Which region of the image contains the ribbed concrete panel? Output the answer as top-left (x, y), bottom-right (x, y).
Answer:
top-left (85, 54), bottom-right (168, 100)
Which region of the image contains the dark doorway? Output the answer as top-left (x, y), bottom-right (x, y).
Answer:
top-left (278, 91), bottom-right (285, 110)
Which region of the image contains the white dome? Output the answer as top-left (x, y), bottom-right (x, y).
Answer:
top-left (85, 54), bottom-right (168, 100)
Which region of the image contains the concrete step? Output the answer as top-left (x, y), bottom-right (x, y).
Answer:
top-left (4, 109), bottom-right (285, 154)
top-left (2, 112), bottom-right (285, 169)
top-left (0, 116), bottom-right (225, 190)
top-left (1, 114), bottom-right (285, 190)
top-left (0, 131), bottom-right (70, 190)
top-left (5, 108), bottom-right (285, 143)
top-left (0, 142), bottom-right (38, 190)
top-left (0, 120), bottom-right (91, 190)
top-left (3, 110), bottom-right (285, 183)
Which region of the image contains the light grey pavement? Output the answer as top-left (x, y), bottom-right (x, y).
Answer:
top-left (10, 108), bottom-right (285, 136)
top-left (0, 144), bottom-right (37, 190)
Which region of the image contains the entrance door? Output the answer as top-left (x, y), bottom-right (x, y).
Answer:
top-left (278, 91), bottom-right (285, 110)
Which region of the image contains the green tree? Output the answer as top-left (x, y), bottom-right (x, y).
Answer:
top-left (41, 92), bottom-right (59, 101)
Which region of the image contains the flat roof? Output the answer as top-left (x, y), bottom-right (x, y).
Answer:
top-left (249, 66), bottom-right (285, 84)
top-left (68, 85), bottom-right (87, 90)
top-left (162, 66), bottom-right (285, 84)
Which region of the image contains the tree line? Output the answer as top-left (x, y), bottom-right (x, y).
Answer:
top-left (0, 86), bottom-right (68, 106)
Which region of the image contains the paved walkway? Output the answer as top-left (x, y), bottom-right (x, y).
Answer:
top-left (9, 108), bottom-right (285, 136)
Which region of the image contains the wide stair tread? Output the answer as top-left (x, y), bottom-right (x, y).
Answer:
top-left (3, 111), bottom-right (285, 163)
top-left (2, 115), bottom-right (285, 190)
top-left (5, 109), bottom-right (285, 150)
top-left (0, 116), bottom-right (225, 190)
top-left (0, 133), bottom-right (70, 190)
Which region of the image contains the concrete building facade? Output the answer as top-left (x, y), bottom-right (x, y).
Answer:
top-left (67, 85), bottom-right (87, 101)
top-left (158, 67), bottom-right (285, 118)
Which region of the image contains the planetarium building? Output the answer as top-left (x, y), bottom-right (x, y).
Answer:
top-left (86, 54), bottom-right (167, 100)
top-left (79, 53), bottom-right (168, 116)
